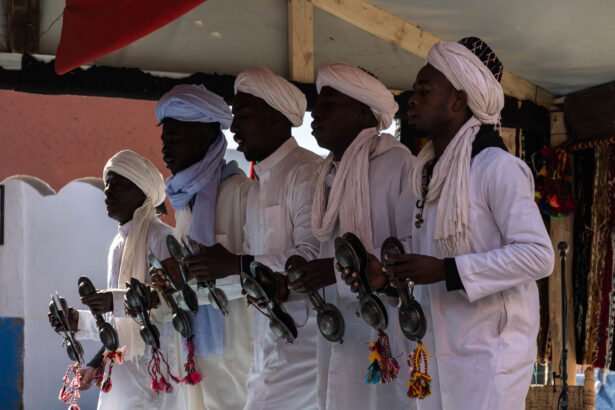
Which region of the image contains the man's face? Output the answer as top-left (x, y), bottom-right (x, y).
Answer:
top-left (311, 86), bottom-right (365, 153)
top-left (161, 118), bottom-right (219, 175)
top-left (408, 64), bottom-right (457, 137)
top-left (104, 171), bottom-right (146, 225)
top-left (230, 92), bottom-right (277, 162)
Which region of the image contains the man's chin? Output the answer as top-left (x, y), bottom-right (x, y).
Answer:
top-left (408, 124), bottom-right (430, 139)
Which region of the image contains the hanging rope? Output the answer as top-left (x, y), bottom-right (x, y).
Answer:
top-left (561, 135), bottom-right (615, 152)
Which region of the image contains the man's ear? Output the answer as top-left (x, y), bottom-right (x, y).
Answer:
top-left (356, 103), bottom-right (378, 128)
top-left (452, 90), bottom-right (469, 113)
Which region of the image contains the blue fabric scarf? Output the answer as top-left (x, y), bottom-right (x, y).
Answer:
top-left (166, 133), bottom-right (243, 356)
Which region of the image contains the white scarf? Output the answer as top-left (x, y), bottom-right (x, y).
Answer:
top-left (409, 41), bottom-right (504, 256)
top-left (103, 150), bottom-right (166, 361)
top-left (312, 127), bottom-right (404, 251)
top-left (409, 117), bottom-right (481, 256)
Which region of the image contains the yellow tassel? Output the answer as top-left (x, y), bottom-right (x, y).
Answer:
top-left (407, 341), bottom-right (432, 399)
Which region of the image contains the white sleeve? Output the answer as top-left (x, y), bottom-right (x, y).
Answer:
top-left (75, 309), bottom-right (99, 341)
top-left (455, 156), bottom-right (555, 303)
top-left (110, 289), bottom-right (128, 317)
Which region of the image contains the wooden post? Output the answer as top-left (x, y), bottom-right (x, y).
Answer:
top-left (288, 0), bottom-right (314, 83)
top-left (7, 0), bottom-right (40, 54)
top-left (548, 111), bottom-right (577, 386)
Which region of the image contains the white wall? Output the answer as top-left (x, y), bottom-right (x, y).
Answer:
top-left (0, 178), bottom-right (118, 410)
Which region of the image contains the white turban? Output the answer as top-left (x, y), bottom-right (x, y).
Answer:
top-left (103, 150), bottom-right (166, 361)
top-left (234, 67), bottom-right (306, 127)
top-left (316, 62), bottom-right (398, 131)
top-left (155, 84), bottom-right (233, 129)
top-left (426, 42), bottom-right (504, 124)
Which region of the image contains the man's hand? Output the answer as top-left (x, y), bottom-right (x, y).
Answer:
top-left (287, 258), bottom-right (336, 293)
top-left (81, 291), bottom-right (113, 315)
top-left (48, 307), bottom-right (79, 332)
top-left (337, 253), bottom-right (387, 293)
top-left (382, 253), bottom-right (445, 285)
top-left (184, 243), bottom-right (240, 282)
top-left (150, 270), bottom-right (172, 291)
top-left (79, 366), bottom-right (97, 390)
top-left (242, 271), bottom-right (289, 306)
top-left (124, 287), bottom-right (160, 317)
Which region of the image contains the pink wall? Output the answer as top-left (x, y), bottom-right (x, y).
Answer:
top-left (0, 90), bottom-right (171, 190)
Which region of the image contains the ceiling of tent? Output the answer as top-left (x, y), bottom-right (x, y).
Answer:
top-left (3, 0), bottom-right (615, 96)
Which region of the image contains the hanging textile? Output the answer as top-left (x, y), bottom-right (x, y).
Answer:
top-left (584, 146), bottom-right (609, 365)
top-left (606, 147), bottom-right (615, 370)
top-left (572, 149), bottom-right (596, 364)
top-left (55, 0), bottom-right (205, 75)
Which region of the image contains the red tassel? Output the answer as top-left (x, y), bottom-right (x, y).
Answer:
top-left (93, 349), bottom-right (125, 393)
top-left (181, 336), bottom-right (203, 385)
top-left (147, 347), bottom-right (180, 394)
top-left (58, 363), bottom-right (81, 409)
top-left (364, 329), bottom-right (400, 384)
top-left (249, 161), bottom-right (256, 180)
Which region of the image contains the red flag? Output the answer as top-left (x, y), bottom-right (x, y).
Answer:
top-left (55, 0), bottom-right (205, 75)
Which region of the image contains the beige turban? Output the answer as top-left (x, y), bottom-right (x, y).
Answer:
top-left (234, 67), bottom-right (306, 127)
top-left (316, 62), bottom-right (398, 131)
top-left (103, 150), bottom-right (166, 360)
top-left (426, 42), bottom-right (504, 124)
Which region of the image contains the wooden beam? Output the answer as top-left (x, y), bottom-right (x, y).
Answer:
top-left (312, 0), bottom-right (554, 107)
top-left (7, 0), bottom-right (40, 54)
top-left (288, 0), bottom-right (315, 83)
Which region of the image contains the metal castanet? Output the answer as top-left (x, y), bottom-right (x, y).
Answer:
top-left (381, 237), bottom-right (426, 341)
top-left (78, 276), bottom-right (120, 351)
top-left (285, 255), bottom-right (345, 343)
top-left (241, 261), bottom-right (298, 342)
top-left (124, 277), bottom-right (161, 349)
top-left (48, 292), bottom-right (84, 364)
top-left (147, 251), bottom-right (192, 339)
top-left (334, 232), bottom-right (388, 331)
top-left (181, 236), bottom-right (229, 315)
top-left (166, 235), bottom-right (199, 314)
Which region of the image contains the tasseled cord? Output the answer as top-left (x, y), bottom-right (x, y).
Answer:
top-left (407, 340), bottom-right (432, 399)
top-left (365, 329), bottom-right (400, 384)
top-left (58, 363), bottom-right (81, 410)
top-left (147, 348), bottom-right (180, 394)
top-left (181, 336), bottom-right (202, 385)
top-left (93, 349), bottom-right (125, 393)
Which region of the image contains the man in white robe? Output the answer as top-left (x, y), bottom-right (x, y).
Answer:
top-left (52, 150), bottom-right (184, 410)
top-left (183, 67), bottom-right (322, 410)
top-left (379, 38), bottom-right (555, 410)
top-left (287, 62), bottom-right (417, 410)
top-left (155, 84), bottom-right (253, 410)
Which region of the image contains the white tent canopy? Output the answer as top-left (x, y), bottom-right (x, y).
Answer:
top-left (2, 0), bottom-right (614, 97)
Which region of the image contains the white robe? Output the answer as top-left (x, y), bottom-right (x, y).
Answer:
top-left (177, 173), bottom-right (254, 410)
top-left (242, 137), bottom-right (322, 410)
top-left (407, 148), bottom-right (554, 410)
top-left (77, 218), bottom-right (184, 410)
top-left (317, 144), bottom-right (418, 410)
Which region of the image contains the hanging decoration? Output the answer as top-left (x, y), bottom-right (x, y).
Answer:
top-left (55, 0), bottom-right (205, 75)
top-left (533, 146), bottom-right (575, 217)
top-left (58, 364), bottom-right (82, 410)
top-left (365, 330), bottom-right (400, 384)
top-left (406, 341), bottom-right (432, 399)
top-left (93, 349), bottom-right (125, 393)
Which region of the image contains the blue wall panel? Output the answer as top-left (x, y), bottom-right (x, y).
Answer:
top-left (0, 317), bottom-right (24, 410)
